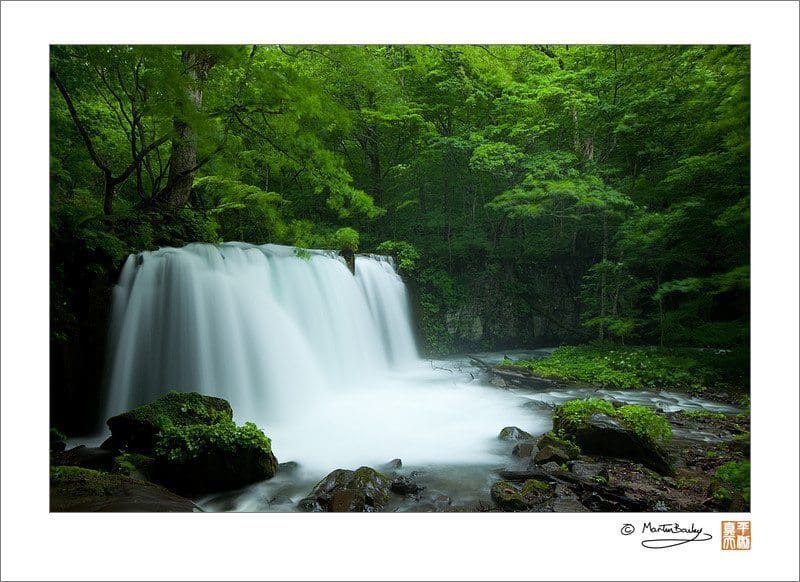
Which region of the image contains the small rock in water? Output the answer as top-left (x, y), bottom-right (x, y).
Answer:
top-left (277, 461), bottom-right (300, 475)
top-left (499, 426), bottom-right (534, 441)
top-left (381, 458), bottom-right (403, 472)
top-left (391, 476), bottom-right (422, 495)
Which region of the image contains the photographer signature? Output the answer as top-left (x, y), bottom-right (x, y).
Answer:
top-left (620, 522), bottom-right (713, 549)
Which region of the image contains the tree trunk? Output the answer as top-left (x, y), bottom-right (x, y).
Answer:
top-left (599, 210), bottom-right (608, 341)
top-left (163, 50), bottom-right (215, 209)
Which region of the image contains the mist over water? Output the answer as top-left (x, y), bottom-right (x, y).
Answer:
top-left (104, 243), bottom-right (544, 472)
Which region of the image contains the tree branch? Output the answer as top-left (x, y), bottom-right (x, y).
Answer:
top-left (50, 69), bottom-right (110, 176)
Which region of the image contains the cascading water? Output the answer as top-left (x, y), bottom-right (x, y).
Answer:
top-left (104, 242), bottom-right (544, 473)
top-left (105, 243), bottom-right (411, 419)
top-left (103, 241), bottom-right (739, 510)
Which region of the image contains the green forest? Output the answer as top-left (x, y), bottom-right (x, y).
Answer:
top-left (51, 44), bottom-right (749, 434)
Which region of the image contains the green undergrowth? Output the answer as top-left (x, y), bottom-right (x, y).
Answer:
top-left (503, 344), bottom-right (749, 394)
top-left (553, 398), bottom-right (672, 446)
top-left (680, 409), bottom-right (728, 421)
top-left (712, 460), bottom-right (750, 505)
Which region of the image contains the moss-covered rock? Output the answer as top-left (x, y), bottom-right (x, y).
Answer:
top-left (299, 466), bottom-right (393, 512)
top-left (50, 466), bottom-right (197, 512)
top-left (150, 421), bottom-right (277, 495)
top-left (532, 433), bottom-right (580, 465)
top-left (536, 433), bottom-right (581, 458)
top-left (105, 391), bottom-right (233, 453)
top-left (552, 399), bottom-right (674, 475)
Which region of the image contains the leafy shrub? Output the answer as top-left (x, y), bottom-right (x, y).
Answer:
top-left (713, 460), bottom-right (750, 504)
top-left (375, 240), bottom-right (420, 272)
top-left (330, 227), bottom-right (360, 252)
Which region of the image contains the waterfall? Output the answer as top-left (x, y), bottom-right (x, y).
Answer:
top-left (103, 241), bottom-right (548, 473)
top-left (103, 242), bottom-right (419, 422)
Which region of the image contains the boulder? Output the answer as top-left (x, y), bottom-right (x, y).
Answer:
top-left (567, 413), bottom-right (674, 475)
top-left (299, 466), bottom-right (393, 512)
top-left (150, 421), bottom-right (278, 495)
top-left (499, 426), bottom-right (533, 441)
top-left (50, 466), bottom-right (198, 512)
top-left (104, 391), bottom-right (233, 453)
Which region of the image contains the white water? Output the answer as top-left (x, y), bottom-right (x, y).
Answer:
top-left (104, 242), bottom-right (543, 473)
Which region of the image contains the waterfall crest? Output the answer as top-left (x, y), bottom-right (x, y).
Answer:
top-left (104, 242), bottom-right (419, 421)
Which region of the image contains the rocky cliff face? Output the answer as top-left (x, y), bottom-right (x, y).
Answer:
top-left (434, 270), bottom-right (583, 353)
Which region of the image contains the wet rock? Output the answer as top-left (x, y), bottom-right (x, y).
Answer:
top-left (277, 461), bottom-right (300, 475)
top-left (512, 441), bottom-right (539, 459)
top-left (300, 466), bottom-right (393, 512)
top-left (499, 426), bottom-right (533, 441)
top-left (297, 497), bottom-right (324, 512)
top-left (391, 476), bottom-right (422, 495)
top-left (536, 435), bottom-right (580, 460)
top-left (491, 481), bottom-right (528, 511)
top-left (569, 413), bottom-right (674, 475)
top-left (491, 479), bottom-right (552, 511)
top-left (534, 444), bottom-right (572, 465)
top-left (538, 461), bottom-right (562, 474)
top-left (330, 489), bottom-right (367, 512)
top-left (50, 466), bottom-right (198, 512)
top-left (568, 461), bottom-right (608, 481)
top-left (52, 446), bottom-right (116, 472)
top-left (549, 496), bottom-right (589, 512)
top-left (384, 458), bottom-right (403, 470)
